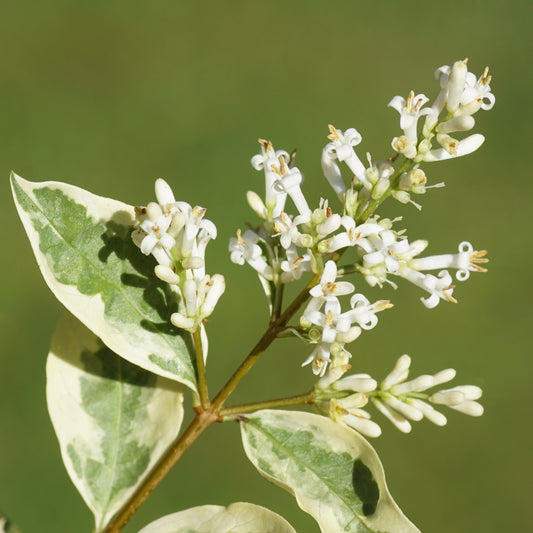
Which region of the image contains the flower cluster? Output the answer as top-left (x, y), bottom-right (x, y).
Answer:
top-left (229, 59), bottom-right (492, 377)
top-left (391, 58), bottom-right (494, 164)
top-left (132, 179), bottom-right (225, 334)
top-left (316, 354), bottom-right (483, 438)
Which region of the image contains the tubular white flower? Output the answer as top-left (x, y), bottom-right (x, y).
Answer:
top-left (411, 241), bottom-right (488, 281)
top-left (136, 205), bottom-right (176, 268)
top-left (388, 91), bottom-right (432, 145)
top-left (251, 139), bottom-right (289, 218)
top-left (229, 229), bottom-right (273, 280)
top-left (362, 230), bottom-right (404, 274)
top-left (302, 342), bottom-right (331, 376)
top-left (323, 124), bottom-right (372, 190)
top-left (460, 66), bottom-right (495, 112)
top-left (280, 246), bottom-right (311, 284)
top-left (308, 260), bottom-right (355, 304)
top-left (176, 204), bottom-right (217, 259)
top-left (321, 146), bottom-right (346, 200)
top-left (305, 299), bottom-right (354, 344)
top-left (272, 158), bottom-right (311, 218)
top-left (348, 294), bottom-right (392, 330)
top-left (273, 212), bottom-right (309, 250)
top-left (391, 135), bottom-right (418, 160)
top-left (326, 216), bottom-right (382, 253)
top-left (315, 211), bottom-right (342, 240)
top-left (398, 267), bottom-right (456, 308)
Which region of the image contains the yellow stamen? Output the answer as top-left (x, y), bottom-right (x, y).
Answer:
top-left (258, 138), bottom-right (272, 153)
top-left (443, 287), bottom-right (457, 304)
top-left (327, 124), bottom-right (340, 141)
top-left (279, 155), bottom-right (288, 175)
top-left (405, 90), bottom-right (415, 114)
top-left (373, 300), bottom-right (393, 311)
top-left (480, 66), bottom-right (491, 86)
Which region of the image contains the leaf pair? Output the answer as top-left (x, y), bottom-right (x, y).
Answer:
top-left (12, 174), bottom-right (419, 533)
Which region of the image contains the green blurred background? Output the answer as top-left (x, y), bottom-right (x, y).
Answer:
top-left (1, 1), bottom-right (531, 531)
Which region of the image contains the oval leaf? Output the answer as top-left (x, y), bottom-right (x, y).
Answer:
top-left (240, 410), bottom-right (419, 533)
top-left (138, 502), bottom-right (297, 533)
top-left (11, 173), bottom-right (196, 390)
top-left (0, 513), bottom-right (23, 533)
top-left (47, 311), bottom-right (185, 532)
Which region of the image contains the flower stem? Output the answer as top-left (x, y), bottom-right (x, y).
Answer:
top-left (103, 410), bottom-right (218, 533)
top-left (211, 273), bottom-right (320, 411)
top-left (102, 272), bottom-right (320, 533)
top-left (193, 328), bottom-right (209, 408)
top-left (219, 390), bottom-right (316, 418)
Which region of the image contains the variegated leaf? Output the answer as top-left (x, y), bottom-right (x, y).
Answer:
top-left (240, 410), bottom-right (420, 533)
top-left (0, 513), bottom-right (22, 533)
top-left (138, 502), bottom-right (297, 533)
top-left (11, 173), bottom-right (196, 390)
top-left (47, 311), bottom-right (185, 532)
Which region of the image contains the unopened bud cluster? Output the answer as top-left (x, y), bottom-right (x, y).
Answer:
top-left (315, 354), bottom-right (483, 438)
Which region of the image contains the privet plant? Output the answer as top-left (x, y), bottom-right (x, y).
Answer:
top-left (6, 58), bottom-right (494, 533)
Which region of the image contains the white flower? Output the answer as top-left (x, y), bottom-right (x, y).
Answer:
top-left (302, 342), bottom-right (332, 376)
top-left (348, 294), bottom-right (392, 330)
top-left (173, 202), bottom-right (217, 259)
top-left (389, 91), bottom-right (433, 159)
top-left (311, 199), bottom-right (342, 241)
top-left (306, 261), bottom-right (355, 317)
top-left (389, 91), bottom-right (432, 142)
top-left (398, 267), bottom-right (456, 308)
top-left (411, 241), bottom-right (488, 281)
top-left (280, 246), bottom-right (311, 284)
top-left (229, 229), bottom-right (273, 280)
top-left (251, 139), bottom-right (289, 218)
top-left (460, 66), bottom-right (495, 112)
top-left (139, 207), bottom-right (175, 255)
top-left (305, 299), bottom-right (356, 344)
top-left (362, 230), bottom-right (403, 273)
top-left (325, 216), bottom-right (382, 253)
top-left (271, 157), bottom-right (311, 217)
top-left (322, 124), bottom-right (372, 190)
top-left (273, 212), bottom-right (310, 250)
